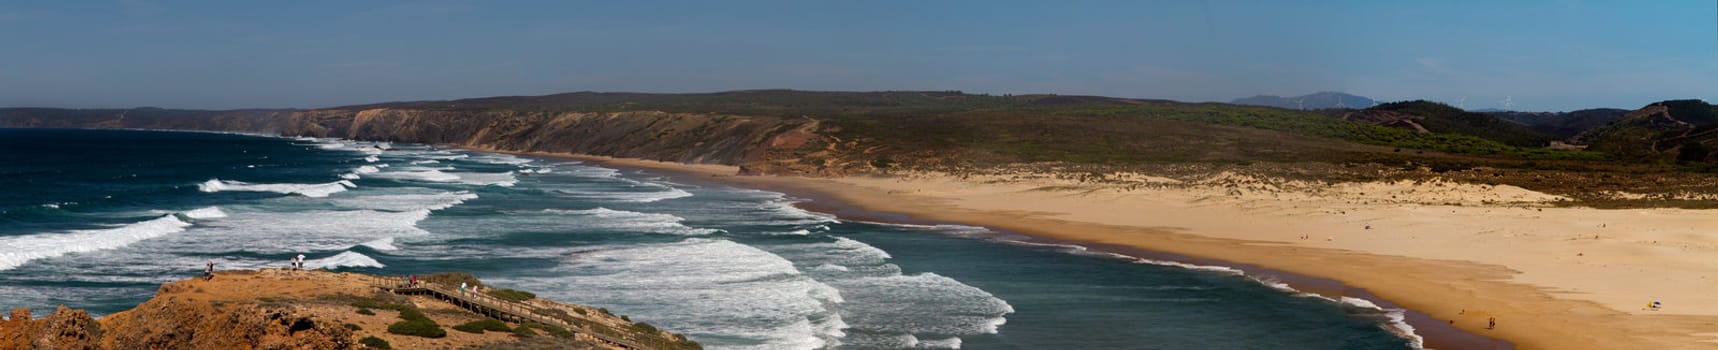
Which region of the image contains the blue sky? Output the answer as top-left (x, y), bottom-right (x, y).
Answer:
top-left (1, 0), bottom-right (1714, 111)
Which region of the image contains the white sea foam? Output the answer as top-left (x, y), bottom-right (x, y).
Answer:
top-left (409, 159), bottom-right (441, 165)
top-left (305, 251), bottom-right (385, 269)
top-left (177, 209), bottom-right (432, 254)
top-left (541, 208), bottom-right (721, 235)
top-left (329, 191), bottom-right (478, 212)
top-left (469, 154), bottom-right (532, 165)
top-left (367, 167), bottom-right (517, 187)
top-left (453, 171), bottom-right (518, 187)
top-left (493, 238), bottom-right (847, 350)
top-left (367, 167), bottom-right (463, 183)
top-left (313, 140), bottom-right (384, 155)
top-left (197, 179), bottom-right (355, 198)
top-left (0, 215), bottom-right (191, 271)
top-left (181, 206), bottom-right (227, 219)
top-left (364, 155), bottom-right (380, 163)
top-left (359, 237), bottom-right (398, 251)
top-left (559, 166), bottom-right (622, 178)
top-left (553, 185), bottom-right (692, 203)
top-left (914, 336), bottom-right (963, 349)
top-left (1340, 297), bottom-right (1424, 349)
top-left (828, 272), bottom-right (1015, 335)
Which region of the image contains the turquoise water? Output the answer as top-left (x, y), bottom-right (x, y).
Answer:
top-left (0, 128), bottom-right (1417, 349)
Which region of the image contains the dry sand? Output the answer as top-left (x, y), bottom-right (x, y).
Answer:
top-left (540, 153), bottom-right (1718, 350)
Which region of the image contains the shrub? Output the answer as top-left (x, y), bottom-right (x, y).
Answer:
top-left (396, 308), bottom-right (428, 322)
top-left (343, 323), bottom-right (362, 331)
top-left (631, 322), bottom-right (659, 334)
top-left (420, 272), bottom-right (483, 288)
top-left (355, 308), bottom-right (375, 316)
top-left (512, 325), bottom-right (537, 337)
top-left (486, 288), bottom-right (535, 302)
top-left (521, 323), bottom-right (574, 338)
top-left (387, 319), bottom-right (446, 338)
top-left (452, 319), bottom-right (511, 334)
top-left (358, 336), bottom-right (391, 349)
top-left (573, 308), bottom-right (588, 316)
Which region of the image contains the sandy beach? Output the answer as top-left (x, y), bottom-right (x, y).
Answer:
top-left (527, 152), bottom-right (1718, 350)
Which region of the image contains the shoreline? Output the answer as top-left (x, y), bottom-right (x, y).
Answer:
top-left (505, 150), bottom-right (1718, 350)
top-left (506, 151), bottom-right (1490, 348)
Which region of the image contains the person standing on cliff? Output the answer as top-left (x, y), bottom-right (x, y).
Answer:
top-left (460, 282), bottom-right (468, 297)
top-left (203, 260), bottom-right (215, 281)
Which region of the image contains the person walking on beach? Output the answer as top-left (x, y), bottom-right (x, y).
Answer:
top-left (1488, 317), bottom-right (1496, 330)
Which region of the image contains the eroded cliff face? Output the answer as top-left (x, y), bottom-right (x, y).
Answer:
top-left (1, 108), bottom-right (821, 173)
top-left (280, 109), bottom-right (804, 166)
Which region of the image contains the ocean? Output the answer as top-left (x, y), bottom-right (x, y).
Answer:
top-left (0, 128), bottom-right (1419, 349)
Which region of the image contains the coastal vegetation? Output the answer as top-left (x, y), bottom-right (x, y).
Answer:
top-left (9, 90), bottom-right (1718, 207)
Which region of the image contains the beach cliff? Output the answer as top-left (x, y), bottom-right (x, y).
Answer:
top-left (0, 269), bottom-right (697, 350)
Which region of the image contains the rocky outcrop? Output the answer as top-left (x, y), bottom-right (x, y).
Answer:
top-left (0, 270), bottom-right (690, 350)
top-left (1, 306), bottom-right (103, 349)
top-left (97, 293), bottom-right (353, 349)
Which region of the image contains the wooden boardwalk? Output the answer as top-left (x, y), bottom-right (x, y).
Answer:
top-left (356, 274), bottom-right (662, 350)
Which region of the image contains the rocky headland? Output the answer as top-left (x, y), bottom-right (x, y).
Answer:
top-left (0, 269), bottom-right (697, 350)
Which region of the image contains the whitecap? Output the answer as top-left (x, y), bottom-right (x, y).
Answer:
top-left (491, 239), bottom-right (846, 349)
top-left (197, 179), bottom-right (355, 198)
top-left (173, 209), bottom-right (432, 254)
top-left (915, 336), bottom-right (963, 349)
top-left (541, 208), bottom-right (721, 235)
top-left (181, 206), bottom-right (227, 219)
top-left (329, 191), bottom-right (478, 212)
top-left (359, 237), bottom-right (398, 251)
top-left (366, 167), bottom-right (462, 183)
top-left (552, 186), bottom-right (692, 203)
top-left (0, 215), bottom-right (191, 270)
top-left (305, 251), bottom-right (384, 269)
top-left (468, 154), bottom-right (533, 165)
top-left (828, 272), bottom-right (1015, 335)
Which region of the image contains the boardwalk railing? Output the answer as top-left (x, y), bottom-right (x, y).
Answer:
top-left (352, 274), bottom-right (668, 350)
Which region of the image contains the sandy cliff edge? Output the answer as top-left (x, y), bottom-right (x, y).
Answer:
top-left (1, 269), bottom-right (695, 350)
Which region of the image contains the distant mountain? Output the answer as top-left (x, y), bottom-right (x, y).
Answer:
top-left (1231, 92), bottom-right (1377, 110)
top-left (1469, 108), bottom-right (1509, 113)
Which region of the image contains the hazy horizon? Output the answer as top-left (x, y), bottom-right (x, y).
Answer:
top-left (2, 1), bottom-right (1715, 112)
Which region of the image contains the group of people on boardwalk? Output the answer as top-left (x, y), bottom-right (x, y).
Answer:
top-left (460, 282), bottom-right (481, 297)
